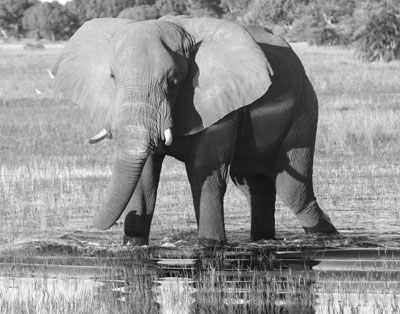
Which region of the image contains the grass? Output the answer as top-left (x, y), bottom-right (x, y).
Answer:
top-left (1, 254), bottom-right (400, 314)
top-left (294, 43), bottom-right (400, 156)
top-left (1, 43), bottom-right (399, 243)
top-left (0, 42), bottom-right (399, 313)
top-left (0, 270), bottom-right (314, 314)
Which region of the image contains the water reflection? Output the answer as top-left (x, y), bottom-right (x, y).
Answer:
top-left (139, 247), bottom-right (315, 313)
top-left (154, 277), bottom-right (196, 314)
top-left (1, 246), bottom-right (400, 314)
top-left (0, 276), bottom-right (102, 302)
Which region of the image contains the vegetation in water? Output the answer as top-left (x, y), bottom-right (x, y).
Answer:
top-left (0, 31), bottom-right (399, 314)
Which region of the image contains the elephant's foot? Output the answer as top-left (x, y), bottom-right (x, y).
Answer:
top-left (303, 215), bottom-right (337, 235)
top-left (197, 228), bottom-right (227, 247)
top-left (198, 237), bottom-right (226, 247)
top-left (296, 201), bottom-right (338, 235)
top-left (251, 229), bottom-right (276, 241)
top-left (122, 235), bottom-right (149, 246)
top-left (251, 214), bottom-right (276, 241)
top-left (124, 211), bottom-right (152, 241)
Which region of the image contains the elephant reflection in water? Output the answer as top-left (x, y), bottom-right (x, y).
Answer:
top-left (54, 16), bottom-right (337, 245)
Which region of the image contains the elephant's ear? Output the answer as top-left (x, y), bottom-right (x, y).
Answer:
top-left (53, 18), bottom-right (132, 128)
top-left (171, 18), bottom-right (273, 135)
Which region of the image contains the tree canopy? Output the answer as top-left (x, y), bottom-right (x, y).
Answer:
top-left (0, 0), bottom-right (37, 36)
top-left (118, 4), bottom-right (159, 21)
top-left (0, 0), bottom-right (399, 61)
top-left (65, 0), bottom-right (155, 25)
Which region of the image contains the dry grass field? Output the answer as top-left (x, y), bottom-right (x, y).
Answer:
top-left (0, 42), bottom-right (399, 313)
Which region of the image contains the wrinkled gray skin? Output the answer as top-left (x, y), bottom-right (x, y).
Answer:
top-left (55, 16), bottom-right (337, 245)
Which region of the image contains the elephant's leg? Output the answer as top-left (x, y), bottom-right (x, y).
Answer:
top-left (123, 154), bottom-right (164, 245)
top-left (231, 174), bottom-right (276, 241)
top-left (185, 113), bottom-right (239, 244)
top-left (186, 164), bottom-right (229, 244)
top-left (275, 80), bottom-right (336, 235)
top-left (275, 155), bottom-right (336, 234)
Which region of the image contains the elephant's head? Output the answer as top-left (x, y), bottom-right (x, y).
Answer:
top-left (54, 17), bottom-right (272, 230)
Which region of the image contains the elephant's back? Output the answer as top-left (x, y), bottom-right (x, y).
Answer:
top-left (245, 24), bottom-right (305, 101)
top-left (244, 25), bottom-right (290, 48)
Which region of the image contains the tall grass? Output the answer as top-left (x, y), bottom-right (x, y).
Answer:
top-left (0, 41), bottom-right (399, 314)
top-left (1, 43), bottom-right (399, 246)
top-left (292, 43), bottom-right (400, 156)
top-left (2, 260), bottom-right (400, 314)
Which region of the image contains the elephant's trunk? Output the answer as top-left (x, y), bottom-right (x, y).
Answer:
top-left (92, 103), bottom-right (154, 230)
top-left (93, 148), bottom-right (149, 230)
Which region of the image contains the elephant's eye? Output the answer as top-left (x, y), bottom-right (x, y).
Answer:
top-left (170, 77), bottom-right (179, 85)
top-left (167, 68), bottom-right (183, 86)
top-left (168, 72), bottom-right (182, 85)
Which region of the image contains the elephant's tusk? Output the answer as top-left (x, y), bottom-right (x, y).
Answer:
top-left (46, 68), bottom-right (55, 79)
top-left (88, 128), bottom-right (109, 144)
top-left (164, 128), bottom-right (173, 146)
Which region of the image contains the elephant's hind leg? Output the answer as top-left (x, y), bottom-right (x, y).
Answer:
top-left (275, 158), bottom-right (336, 235)
top-left (274, 137), bottom-right (337, 234)
top-left (123, 154), bottom-right (164, 245)
top-left (274, 78), bottom-right (337, 235)
top-left (231, 174), bottom-right (276, 240)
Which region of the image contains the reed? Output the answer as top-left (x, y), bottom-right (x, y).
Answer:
top-left (0, 42), bottom-right (399, 313)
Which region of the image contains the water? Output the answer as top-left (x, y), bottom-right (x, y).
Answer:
top-left (1, 239), bottom-right (400, 314)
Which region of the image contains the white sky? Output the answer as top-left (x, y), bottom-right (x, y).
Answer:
top-left (40, 0), bottom-right (71, 4)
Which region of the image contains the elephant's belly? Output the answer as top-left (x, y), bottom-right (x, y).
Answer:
top-left (232, 91), bottom-right (294, 176)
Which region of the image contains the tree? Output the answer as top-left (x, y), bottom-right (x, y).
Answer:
top-left (249, 0), bottom-right (323, 26)
top-left (285, 0), bottom-right (356, 44)
top-left (220, 0), bottom-right (251, 21)
top-left (154, 0), bottom-right (188, 16)
top-left (0, 0), bottom-right (37, 37)
top-left (358, 6), bottom-right (400, 62)
top-left (66, 0), bottom-right (156, 25)
top-left (187, 0), bottom-right (224, 18)
top-left (22, 2), bottom-right (77, 40)
top-left (118, 4), bottom-right (159, 21)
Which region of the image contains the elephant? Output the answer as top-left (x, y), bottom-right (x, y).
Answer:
top-left (54, 16), bottom-right (337, 245)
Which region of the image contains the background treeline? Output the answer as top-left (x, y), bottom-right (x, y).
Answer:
top-left (1, 0), bottom-right (399, 61)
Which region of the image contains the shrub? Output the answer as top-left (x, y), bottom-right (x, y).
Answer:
top-left (358, 9), bottom-right (400, 62)
top-left (117, 5), bottom-right (159, 21)
top-left (313, 27), bottom-right (346, 46)
top-left (287, 15), bottom-right (316, 42)
top-left (22, 2), bottom-right (78, 41)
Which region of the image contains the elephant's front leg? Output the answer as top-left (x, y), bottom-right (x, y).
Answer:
top-left (231, 174), bottom-right (276, 241)
top-left (123, 154), bottom-right (164, 245)
top-left (186, 164), bottom-right (229, 244)
top-left (185, 114), bottom-right (239, 245)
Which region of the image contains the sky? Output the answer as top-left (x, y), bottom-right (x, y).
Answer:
top-left (40, 0), bottom-right (71, 4)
